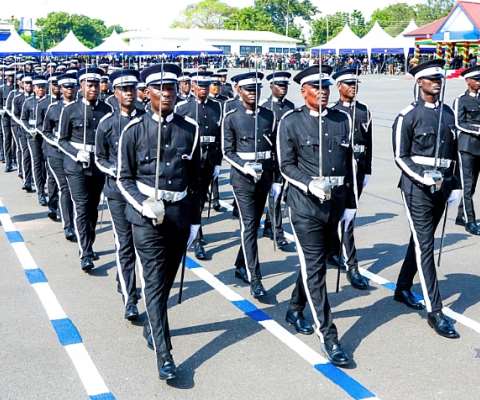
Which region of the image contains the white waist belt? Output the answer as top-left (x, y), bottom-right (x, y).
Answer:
top-left (28, 119), bottom-right (36, 126)
top-left (411, 156), bottom-right (452, 168)
top-left (237, 151), bottom-right (271, 161)
top-left (136, 181), bottom-right (187, 202)
top-left (314, 176), bottom-right (345, 186)
top-left (200, 136), bottom-right (216, 143)
top-left (70, 141), bottom-right (95, 152)
top-left (353, 144), bottom-right (366, 153)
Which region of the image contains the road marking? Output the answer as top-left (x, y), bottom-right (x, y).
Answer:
top-left (185, 257), bottom-right (380, 400)
top-left (0, 199), bottom-right (116, 400)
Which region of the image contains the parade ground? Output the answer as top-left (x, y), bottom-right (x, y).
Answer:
top-left (2, 72), bottom-right (480, 400)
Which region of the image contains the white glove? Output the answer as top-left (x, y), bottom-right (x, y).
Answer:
top-left (308, 180), bottom-right (327, 200)
top-left (187, 224), bottom-right (200, 248)
top-left (341, 208), bottom-right (357, 231)
top-left (77, 150), bottom-right (90, 163)
top-left (271, 183), bottom-right (282, 201)
top-left (244, 164), bottom-right (258, 179)
top-left (141, 200), bottom-right (157, 219)
top-left (213, 165), bottom-right (221, 179)
top-left (363, 174), bottom-right (370, 188)
top-left (423, 175), bottom-right (436, 186)
top-left (447, 189), bottom-right (462, 206)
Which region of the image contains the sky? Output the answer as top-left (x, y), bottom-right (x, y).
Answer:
top-left (0, 0), bottom-right (427, 31)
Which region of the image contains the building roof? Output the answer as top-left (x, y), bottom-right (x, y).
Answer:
top-left (122, 28), bottom-right (301, 44)
top-left (404, 16), bottom-right (447, 38)
top-left (454, 0), bottom-right (480, 31)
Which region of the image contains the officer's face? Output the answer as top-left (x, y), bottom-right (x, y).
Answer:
top-left (271, 83), bottom-right (288, 99)
top-left (61, 85), bottom-right (76, 101)
top-left (100, 81), bottom-right (109, 93)
top-left (337, 81), bottom-right (357, 101)
top-left (115, 85), bottom-right (135, 108)
top-left (24, 82), bottom-right (33, 93)
top-left (239, 86), bottom-right (261, 107)
top-left (147, 83), bottom-right (177, 114)
top-left (82, 80), bottom-right (99, 101)
top-left (6, 75), bottom-right (13, 84)
top-left (466, 78), bottom-right (480, 92)
top-left (210, 83), bottom-right (220, 96)
top-left (34, 85), bottom-right (46, 98)
top-left (137, 88), bottom-right (146, 101)
top-left (50, 83), bottom-right (60, 96)
top-left (417, 77), bottom-right (442, 96)
top-left (220, 75), bottom-right (227, 83)
top-left (193, 83), bottom-right (208, 101)
top-left (179, 80), bottom-right (191, 95)
top-left (302, 83), bottom-right (329, 110)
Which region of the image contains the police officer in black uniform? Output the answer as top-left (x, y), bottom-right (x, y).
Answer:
top-left (260, 71), bottom-right (295, 251)
top-left (453, 65), bottom-right (480, 235)
top-left (177, 72), bottom-right (192, 102)
top-left (42, 73), bottom-right (77, 241)
top-left (5, 72), bottom-right (23, 175)
top-left (1, 68), bottom-right (16, 172)
top-left (392, 60), bottom-right (461, 339)
top-left (176, 70), bottom-right (222, 259)
top-left (222, 71), bottom-right (275, 298)
top-left (96, 69), bottom-right (144, 320)
top-left (21, 75), bottom-right (48, 206)
top-left (135, 81), bottom-right (147, 112)
top-left (58, 67), bottom-right (111, 271)
top-left (217, 68), bottom-right (234, 99)
top-left (331, 67), bottom-right (371, 290)
top-left (278, 65), bottom-right (356, 365)
top-left (99, 75), bottom-right (112, 102)
top-left (117, 63), bottom-right (201, 381)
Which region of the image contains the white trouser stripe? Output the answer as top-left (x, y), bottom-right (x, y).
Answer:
top-left (457, 151), bottom-right (468, 223)
top-left (66, 178), bottom-right (84, 257)
top-left (232, 189), bottom-right (252, 282)
top-left (46, 158), bottom-right (66, 228)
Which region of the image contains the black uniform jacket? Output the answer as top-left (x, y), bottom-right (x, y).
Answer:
top-left (453, 91), bottom-right (480, 156)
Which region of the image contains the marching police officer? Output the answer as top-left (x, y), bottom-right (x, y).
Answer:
top-left (331, 67), bottom-right (371, 290)
top-left (21, 75), bottom-right (49, 206)
top-left (278, 65), bottom-right (356, 365)
top-left (453, 66), bottom-right (480, 235)
top-left (41, 73), bottom-right (77, 241)
top-left (95, 69), bottom-right (144, 320)
top-left (58, 67), bottom-right (111, 271)
top-left (260, 71), bottom-right (295, 251)
top-left (177, 72), bottom-right (192, 102)
top-left (135, 81), bottom-right (147, 112)
top-left (117, 63), bottom-right (201, 381)
top-left (217, 68), bottom-right (234, 99)
top-left (392, 60), bottom-right (461, 339)
top-left (99, 75), bottom-right (112, 102)
top-left (222, 71), bottom-right (275, 298)
top-left (175, 70), bottom-right (222, 259)
top-left (1, 68), bottom-right (16, 172)
top-left (5, 72), bottom-right (23, 177)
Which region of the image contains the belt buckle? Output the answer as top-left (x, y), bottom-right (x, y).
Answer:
top-left (164, 191), bottom-right (173, 202)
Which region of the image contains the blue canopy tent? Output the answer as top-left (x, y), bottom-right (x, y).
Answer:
top-left (0, 28), bottom-right (42, 56)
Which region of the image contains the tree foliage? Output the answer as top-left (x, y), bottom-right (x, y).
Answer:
top-left (171, 0), bottom-right (234, 29)
top-left (370, 3), bottom-right (417, 37)
top-left (415, 0), bottom-right (455, 25)
top-left (224, 7), bottom-right (276, 32)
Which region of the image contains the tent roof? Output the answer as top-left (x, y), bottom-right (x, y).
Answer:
top-left (92, 30), bottom-right (130, 54)
top-left (399, 20), bottom-right (418, 37)
top-left (362, 21), bottom-right (401, 52)
top-left (311, 25), bottom-right (367, 54)
top-left (47, 31), bottom-right (90, 54)
top-left (176, 37), bottom-right (223, 55)
top-left (0, 27), bottom-right (41, 55)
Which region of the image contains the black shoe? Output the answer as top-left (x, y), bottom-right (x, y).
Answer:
top-left (80, 257), bottom-right (94, 272)
top-left (276, 236), bottom-right (290, 251)
top-left (427, 311), bottom-right (460, 339)
top-left (250, 279), bottom-right (267, 298)
top-left (93, 252), bottom-right (100, 261)
top-left (158, 358), bottom-right (177, 381)
top-left (23, 185), bottom-right (35, 193)
top-left (143, 324), bottom-right (154, 350)
top-left (285, 310), bottom-right (314, 335)
top-left (38, 195), bottom-right (48, 207)
top-left (346, 266), bottom-right (369, 290)
top-left (394, 289), bottom-right (425, 310)
top-left (455, 216), bottom-right (465, 226)
top-left (212, 200), bottom-right (221, 211)
top-left (234, 266), bottom-right (249, 284)
top-left (124, 303), bottom-right (139, 321)
top-left (262, 225), bottom-right (273, 239)
top-left (194, 241), bottom-right (207, 260)
top-left (465, 221), bottom-right (480, 236)
top-left (64, 228), bottom-right (77, 242)
top-left (322, 340), bottom-right (351, 367)
top-left (47, 210), bottom-right (58, 221)
top-left (5, 165), bottom-right (13, 173)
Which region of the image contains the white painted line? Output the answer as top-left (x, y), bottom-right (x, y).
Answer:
top-left (11, 242), bottom-right (38, 270)
top-left (191, 267), bottom-right (244, 302)
top-left (32, 283), bottom-right (68, 320)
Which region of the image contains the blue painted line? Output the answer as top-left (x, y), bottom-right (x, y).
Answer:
top-left (89, 393), bottom-right (117, 400)
top-left (25, 268), bottom-right (48, 284)
top-left (185, 256), bottom-right (201, 269)
top-left (382, 282), bottom-right (396, 291)
top-left (314, 363), bottom-right (376, 399)
top-left (0, 206), bottom-right (8, 214)
top-left (51, 318), bottom-right (83, 346)
top-left (232, 299), bottom-right (258, 313)
top-left (6, 230), bottom-right (24, 243)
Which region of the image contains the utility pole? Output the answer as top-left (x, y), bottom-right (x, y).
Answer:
top-left (286, 0), bottom-right (290, 37)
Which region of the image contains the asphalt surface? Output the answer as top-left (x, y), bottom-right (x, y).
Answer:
top-left (2, 73), bottom-right (480, 400)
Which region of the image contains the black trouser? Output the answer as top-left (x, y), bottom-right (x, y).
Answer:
top-left (397, 186), bottom-right (448, 313)
top-left (12, 123), bottom-right (22, 171)
top-left (232, 168), bottom-right (272, 282)
top-left (457, 151), bottom-right (480, 223)
top-left (0, 114), bottom-right (4, 161)
top-left (288, 204), bottom-right (342, 343)
top-left (107, 197), bottom-right (138, 307)
top-left (27, 135), bottom-right (47, 198)
top-left (47, 155), bottom-right (74, 230)
top-left (2, 115), bottom-right (15, 168)
top-left (66, 166), bottom-right (104, 260)
top-left (211, 175), bottom-right (220, 204)
top-left (264, 181), bottom-right (284, 239)
top-left (18, 128), bottom-right (32, 187)
top-left (133, 218), bottom-right (189, 363)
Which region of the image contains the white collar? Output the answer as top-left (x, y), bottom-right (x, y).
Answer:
top-left (151, 112), bottom-right (174, 123)
top-left (82, 97), bottom-right (99, 107)
top-left (342, 101), bottom-right (353, 107)
top-left (196, 97), bottom-right (209, 105)
top-left (245, 109), bottom-right (254, 115)
top-left (468, 91), bottom-right (479, 98)
top-left (424, 101), bottom-right (440, 109)
top-left (309, 109), bottom-right (328, 117)
top-left (121, 109), bottom-right (137, 118)
top-left (272, 96), bottom-right (282, 103)
top-left (63, 99), bottom-right (74, 105)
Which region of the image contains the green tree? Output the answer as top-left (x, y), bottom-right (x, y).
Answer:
top-left (415, 0), bottom-right (454, 25)
top-left (35, 12), bottom-right (123, 50)
top-left (224, 7), bottom-right (275, 31)
top-left (311, 11), bottom-right (368, 46)
top-left (171, 0), bottom-right (234, 29)
top-left (370, 3), bottom-right (417, 37)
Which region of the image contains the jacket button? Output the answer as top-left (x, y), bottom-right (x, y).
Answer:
top-left (168, 180), bottom-right (172, 184)
top-left (166, 162), bottom-right (170, 166)
top-left (332, 167), bottom-right (335, 171)
top-left (166, 144), bottom-right (169, 148)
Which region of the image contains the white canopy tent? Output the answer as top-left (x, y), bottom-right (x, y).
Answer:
top-left (176, 37), bottom-right (223, 55)
top-left (91, 30), bottom-right (131, 55)
top-left (47, 31), bottom-right (90, 55)
top-left (0, 27), bottom-right (41, 55)
top-left (394, 20), bottom-right (418, 54)
top-left (311, 25), bottom-right (367, 55)
top-left (362, 22), bottom-right (404, 55)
